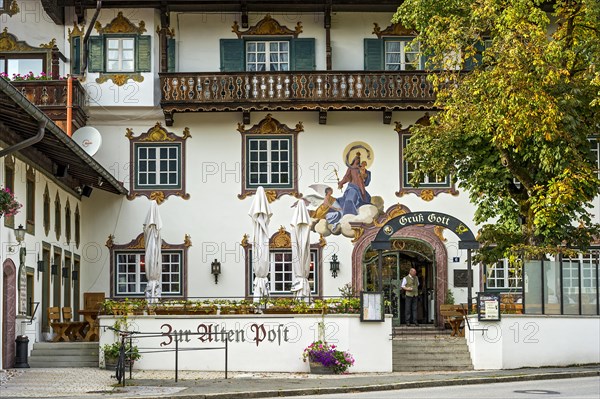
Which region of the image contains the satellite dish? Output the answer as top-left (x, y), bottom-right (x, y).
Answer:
top-left (72, 126), bottom-right (102, 156)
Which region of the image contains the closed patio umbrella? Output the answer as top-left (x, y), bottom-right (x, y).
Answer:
top-left (249, 186), bottom-right (272, 302)
top-left (291, 199), bottom-right (312, 302)
top-left (144, 200), bottom-right (163, 303)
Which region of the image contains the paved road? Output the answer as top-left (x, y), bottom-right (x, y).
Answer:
top-left (271, 376), bottom-right (600, 399)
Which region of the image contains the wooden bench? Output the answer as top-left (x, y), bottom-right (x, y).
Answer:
top-left (440, 304), bottom-right (466, 337)
top-left (48, 307), bottom-right (72, 342)
top-left (62, 307), bottom-right (88, 341)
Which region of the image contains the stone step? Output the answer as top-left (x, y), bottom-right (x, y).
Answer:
top-left (392, 339), bottom-right (468, 347)
top-left (29, 361), bottom-right (99, 368)
top-left (29, 341), bottom-right (100, 369)
top-left (393, 352), bottom-right (472, 361)
top-left (30, 348), bottom-right (99, 356)
top-left (395, 365), bottom-right (475, 372)
top-left (32, 342), bottom-right (98, 349)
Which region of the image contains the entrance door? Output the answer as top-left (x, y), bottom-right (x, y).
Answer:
top-left (362, 240), bottom-right (434, 326)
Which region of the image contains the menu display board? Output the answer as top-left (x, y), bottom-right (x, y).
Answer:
top-left (477, 292), bottom-right (501, 321)
top-left (360, 291), bottom-right (384, 322)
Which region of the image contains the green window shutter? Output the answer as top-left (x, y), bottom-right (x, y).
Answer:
top-left (167, 38), bottom-right (176, 72)
top-left (220, 39), bottom-right (244, 72)
top-left (364, 38), bottom-right (383, 70)
top-left (136, 35), bottom-right (152, 72)
top-left (291, 38), bottom-right (315, 71)
top-left (71, 36), bottom-right (81, 75)
top-left (88, 36), bottom-right (104, 73)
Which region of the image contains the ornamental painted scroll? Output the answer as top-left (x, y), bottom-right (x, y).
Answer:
top-left (232, 14), bottom-right (302, 38)
top-left (126, 122), bottom-right (191, 204)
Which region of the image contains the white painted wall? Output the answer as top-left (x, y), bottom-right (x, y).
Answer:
top-left (466, 315), bottom-right (600, 369)
top-left (98, 314), bottom-right (392, 372)
top-left (82, 109), bottom-right (479, 300)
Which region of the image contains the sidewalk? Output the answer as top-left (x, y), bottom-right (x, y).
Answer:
top-left (1, 365), bottom-right (598, 399)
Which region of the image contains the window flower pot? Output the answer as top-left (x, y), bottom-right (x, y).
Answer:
top-left (309, 361), bottom-right (335, 374)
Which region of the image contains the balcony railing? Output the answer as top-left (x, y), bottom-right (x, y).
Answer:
top-left (10, 79), bottom-right (88, 129)
top-left (159, 71), bottom-right (436, 125)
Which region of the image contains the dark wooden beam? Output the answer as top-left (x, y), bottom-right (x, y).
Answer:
top-left (383, 110), bottom-right (392, 124)
top-left (243, 110), bottom-right (251, 124)
top-left (41, 0), bottom-right (65, 25)
top-left (319, 110), bottom-right (327, 125)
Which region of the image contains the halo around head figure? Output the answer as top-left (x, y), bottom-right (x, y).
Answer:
top-left (343, 141), bottom-right (374, 168)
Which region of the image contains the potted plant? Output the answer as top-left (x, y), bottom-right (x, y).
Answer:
top-left (0, 186), bottom-right (22, 218)
top-left (102, 342), bottom-right (141, 371)
top-left (302, 340), bottom-right (355, 374)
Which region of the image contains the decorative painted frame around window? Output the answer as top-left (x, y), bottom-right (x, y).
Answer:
top-left (88, 12), bottom-right (150, 86)
top-left (220, 14), bottom-right (315, 73)
top-left (0, 0), bottom-right (18, 16)
top-left (68, 23), bottom-right (85, 76)
top-left (126, 122), bottom-right (190, 204)
top-left (106, 232), bottom-right (191, 298)
top-left (3, 154), bottom-right (15, 228)
top-left (0, 28), bottom-right (54, 77)
top-left (365, 22), bottom-right (424, 71)
top-left (395, 115), bottom-right (459, 201)
top-left (238, 114), bottom-right (303, 201)
top-left (241, 226), bottom-right (323, 298)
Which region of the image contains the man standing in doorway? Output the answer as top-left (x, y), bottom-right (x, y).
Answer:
top-left (401, 268), bottom-right (419, 326)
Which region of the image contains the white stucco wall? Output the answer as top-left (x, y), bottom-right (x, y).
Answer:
top-left (466, 315), bottom-right (600, 369)
top-left (98, 314), bottom-right (392, 372)
top-left (81, 108), bottom-right (479, 300)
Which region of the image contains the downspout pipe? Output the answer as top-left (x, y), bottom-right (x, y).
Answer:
top-left (81, 0), bottom-right (103, 73)
top-left (0, 78), bottom-right (47, 158)
top-left (0, 77), bottom-right (127, 195)
top-left (0, 120), bottom-right (46, 158)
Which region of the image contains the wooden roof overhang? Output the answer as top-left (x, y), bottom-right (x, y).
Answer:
top-left (0, 78), bottom-right (127, 196)
top-left (59, 1), bottom-right (404, 12)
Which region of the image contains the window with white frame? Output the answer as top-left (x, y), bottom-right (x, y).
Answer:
top-left (385, 39), bottom-right (421, 71)
top-left (589, 136), bottom-right (599, 178)
top-left (246, 41), bottom-right (289, 71)
top-left (562, 259), bottom-right (580, 295)
top-left (134, 144), bottom-right (181, 190)
top-left (246, 136), bottom-right (292, 188)
top-left (402, 136), bottom-right (450, 188)
top-left (249, 249), bottom-right (318, 295)
top-left (114, 251), bottom-right (182, 296)
top-left (486, 259), bottom-right (522, 289)
top-left (0, 55), bottom-right (45, 77)
top-left (106, 37), bottom-right (135, 73)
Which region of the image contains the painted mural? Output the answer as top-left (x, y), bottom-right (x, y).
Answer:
top-left (306, 142), bottom-right (383, 238)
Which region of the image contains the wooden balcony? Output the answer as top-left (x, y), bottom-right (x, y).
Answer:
top-left (10, 79), bottom-right (88, 131)
top-left (159, 71), bottom-right (437, 125)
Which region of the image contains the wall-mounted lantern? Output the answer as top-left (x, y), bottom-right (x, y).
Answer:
top-left (211, 259), bottom-right (221, 284)
top-left (330, 254), bottom-right (340, 278)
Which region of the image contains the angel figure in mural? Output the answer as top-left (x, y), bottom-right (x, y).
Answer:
top-left (304, 142), bottom-right (383, 238)
top-left (305, 185), bottom-right (343, 234)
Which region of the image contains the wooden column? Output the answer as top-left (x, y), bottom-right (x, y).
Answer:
top-left (158, 8), bottom-right (170, 74)
top-left (325, 3), bottom-right (332, 71)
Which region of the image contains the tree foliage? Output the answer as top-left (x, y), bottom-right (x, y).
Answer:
top-left (393, 0), bottom-right (600, 261)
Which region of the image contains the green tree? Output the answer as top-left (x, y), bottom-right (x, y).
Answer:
top-left (393, 0), bottom-right (600, 262)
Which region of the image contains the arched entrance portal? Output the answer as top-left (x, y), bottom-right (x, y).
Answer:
top-left (362, 239), bottom-right (435, 326)
top-left (352, 206), bottom-right (477, 327)
top-left (2, 259), bottom-right (17, 369)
